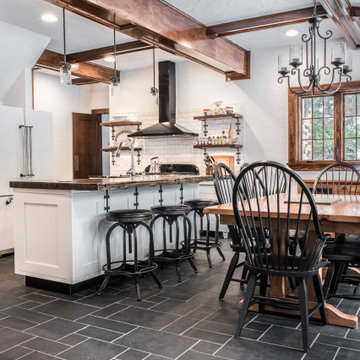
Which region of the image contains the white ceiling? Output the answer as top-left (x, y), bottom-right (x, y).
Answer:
top-left (0, 0), bottom-right (134, 54)
top-left (0, 0), bottom-right (351, 71)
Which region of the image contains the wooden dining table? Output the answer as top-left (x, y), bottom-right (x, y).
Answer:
top-left (204, 194), bottom-right (360, 328)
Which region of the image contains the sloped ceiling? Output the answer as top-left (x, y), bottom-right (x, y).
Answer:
top-left (0, 21), bottom-right (50, 102)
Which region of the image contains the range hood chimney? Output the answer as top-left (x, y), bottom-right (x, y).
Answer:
top-left (129, 61), bottom-right (198, 137)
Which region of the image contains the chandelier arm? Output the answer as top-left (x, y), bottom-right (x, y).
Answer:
top-left (295, 68), bottom-right (314, 93)
top-left (317, 68), bottom-right (342, 93)
top-left (316, 27), bottom-right (333, 41)
top-left (281, 75), bottom-right (307, 95)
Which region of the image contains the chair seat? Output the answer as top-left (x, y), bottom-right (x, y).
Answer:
top-left (106, 209), bottom-right (152, 223)
top-left (184, 198), bottom-right (218, 210)
top-left (151, 205), bottom-right (191, 216)
top-left (336, 233), bottom-right (360, 244)
top-left (323, 243), bottom-right (360, 263)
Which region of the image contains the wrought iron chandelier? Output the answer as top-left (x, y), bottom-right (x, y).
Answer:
top-left (278, 1), bottom-right (352, 95)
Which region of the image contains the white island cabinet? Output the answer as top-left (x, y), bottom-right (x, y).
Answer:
top-left (11, 177), bottom-right (207, 292)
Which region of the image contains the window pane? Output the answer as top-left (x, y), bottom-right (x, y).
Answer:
top-left (302, 98), bottom-right (312, 119)
top-left (324, 97), bottom-right (334, 117)
top-left (357, 94), bottom-right (360, 114)
top-left (313, 118), bottom-right (323, 139)
top-left (302, 120), bottom-right (312, 140)
top-left (302, 140), bottom-right (312, 160)
top-left (358, 140), bottom-right (360, 160)
top-left (345, 94), bottom-right (356, 116)
top-left (357, 117), bottom-right (360, 138)
top-left (313, 97), bottom-right (323, 118)
top-left (324, 118), bottom-right (334, 139)
top-left (345, 139), bottom-right (356, 160)
top-left (313, 140), bottom-right (323, 160)
top-left (345, 117), bottom-right (356, 138)
top-left (324, 139), bottom-right (334, 160)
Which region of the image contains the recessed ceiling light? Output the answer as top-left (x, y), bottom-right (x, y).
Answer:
top-left (104, 56), bottom-right (115, 63)
top-left (41, 13), bottom-right (58, 23)
top-left (285, 29), bottom-right (299, 37)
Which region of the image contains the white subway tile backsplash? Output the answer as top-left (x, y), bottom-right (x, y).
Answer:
top-left (109, 106), bottom-right (245, 176)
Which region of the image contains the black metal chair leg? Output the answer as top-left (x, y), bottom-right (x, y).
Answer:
top-left (298, 278), bottom-right (309, 353)
top-left (135, 277), bottom-right (141, 301)
top-left (234, 272), bottom-right (257, 338)
top-left (151, 272), bottom-right (162, 288)
top-left (175, 262), bottom-right (182, 282)
top-left (219, 251), bottom-right (239, 300)
top-left (206, 248), bottom-right (212, 268)
top-left (188, 258), bottom-right (198, 273)
top-left (97, 274), bottom-right (111, 295)
top-left (312, 273), bottom-right (327, 325)
top-left (216, 246), bottom-right (226, 261)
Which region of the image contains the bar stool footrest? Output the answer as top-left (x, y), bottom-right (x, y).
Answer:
top-left (102, 261), bottom-right (158, 277)
top-left (154, 251), bottom-right (195, 262)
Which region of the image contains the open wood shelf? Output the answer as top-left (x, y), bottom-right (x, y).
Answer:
top-left (100, 121), bottom-right (142, 127)
top-left (193, 144), bottom-right (242, 149)
top-left (193, 113), bottom-right (242, 120)
top-left (101, 146), bottom-right (142, 152)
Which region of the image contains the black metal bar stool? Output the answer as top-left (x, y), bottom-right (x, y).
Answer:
top-left (98, 209), bottom-right (162, 301)
top-left (184, 199), bottom-right (225, 268)
top-left (150, 205), bottom-right (197, 282)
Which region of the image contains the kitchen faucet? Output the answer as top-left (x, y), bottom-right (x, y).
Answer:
top-left (115, 137), bottom-right (136, 178)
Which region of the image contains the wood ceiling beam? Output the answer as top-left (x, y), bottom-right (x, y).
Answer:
top-left (206, 6), bottom-right (327, 38)
top-left (350, 6), bottom-right (360, 17)
top-left (36, 49), bottom-right (119, 83)
top-left (72, 78), bottom-right (100, 85)
top-left (320, 0), bottom-right (360, 48)
top-left (67, 40), bottom-right (151, 63)
top-left (43, 0), bottom-right (250, 80)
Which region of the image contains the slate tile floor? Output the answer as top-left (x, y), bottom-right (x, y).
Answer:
top-left (0, 243), bottom-right (359, 360)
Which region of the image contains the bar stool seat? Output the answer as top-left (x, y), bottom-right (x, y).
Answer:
top-left (151, 205), bottom-right (191, 216)
top-left (184, 198), bottom-right (224, 268)
top-left (98, 209), bottom-right (161, 301)
top-left (106, 209), bottom-right (152, 223)
top-left (151, 205), bottom-right (197, 282)
top-left (184, 199), bottom-right (218, 209)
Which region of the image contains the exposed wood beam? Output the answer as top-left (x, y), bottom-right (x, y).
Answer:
top-left (44, 0), bottom-right (250, 80)
top-left (67, 40), bottom-right (151, 63)
top-left (207, 6), bottom-right (327, 38)
top-left (320, 0), bottom-right (360, 48)
top-left (36, 49), bottom-right (119, 83)
top-left (350, 6), bottom-right (360, 17)
top-left (72, 78), bottom-right (99, 85)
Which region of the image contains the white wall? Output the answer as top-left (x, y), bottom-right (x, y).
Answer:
top-left (33, 72), bottom-right (109, 178)
top-left (109, 42), bottom-right (360, 178)
top-left (0, 21), bottom-right (49, 103)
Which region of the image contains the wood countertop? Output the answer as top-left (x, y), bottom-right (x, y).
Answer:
top-left (10, 174), bottom-right (213, 191)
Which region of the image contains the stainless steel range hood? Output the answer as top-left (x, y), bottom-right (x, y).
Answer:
top-left (129, 61), bottom-right (198, 138)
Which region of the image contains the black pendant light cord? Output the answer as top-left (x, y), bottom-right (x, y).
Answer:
top-left (113, 28), bottom-right (117, 77)
top-left (152, 46), bottom-right (156, 88)
top-left (63, 8), bottom-right (67, 62)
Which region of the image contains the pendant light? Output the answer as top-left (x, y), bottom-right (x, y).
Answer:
top-left (110, 28), bottom-right (120, 96)
top-left (59, 8), bottom-right (72, 85)
top-left (150, 46), bottom-right (159, 105)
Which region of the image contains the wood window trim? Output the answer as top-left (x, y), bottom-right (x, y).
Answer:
top-left (288, 80), bottom-right (360, 171)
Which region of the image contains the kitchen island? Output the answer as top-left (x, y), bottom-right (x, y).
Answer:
top-left (10, 174), bottom-right (211, 293)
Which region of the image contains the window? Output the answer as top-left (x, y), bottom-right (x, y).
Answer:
top-left (344, 94), bottom-right (360, 160)
top-left (288, 81), bottom-right (360, 170)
